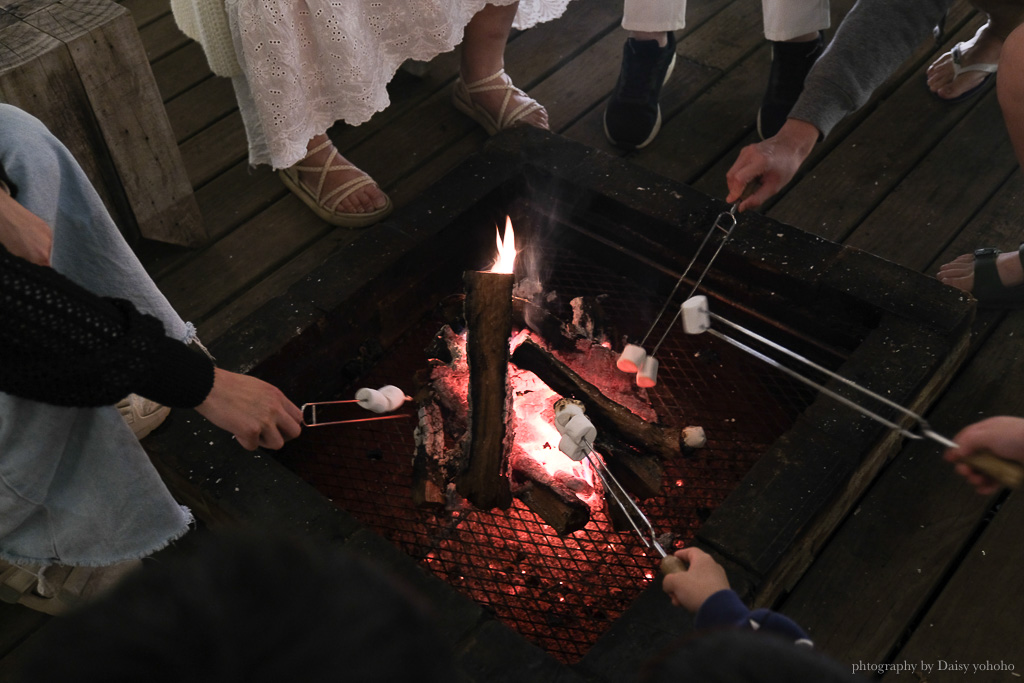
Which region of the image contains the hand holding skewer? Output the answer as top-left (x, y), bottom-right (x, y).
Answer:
top-left (943, 416), bottom-right (1024, 493)
top-left (660, 547), bottom-right (730, 612)
top-left (302, 385), bottom-right (412, 427)
top-left (725, 120), bottom-right (819, 212)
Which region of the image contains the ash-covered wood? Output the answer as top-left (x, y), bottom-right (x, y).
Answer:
top-left (511, 337), bottom-right (686, 460)
top-left (412, 401), bottom-right (449, 509)
top-left (509, 445), bottom-right (592, 534)
top-left (458, 270), bottom-right (515, 510)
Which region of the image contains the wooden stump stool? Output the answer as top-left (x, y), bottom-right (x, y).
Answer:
top-left (0, 0), bottom-right (205, 246)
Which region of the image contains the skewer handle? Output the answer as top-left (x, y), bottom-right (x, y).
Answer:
top-left (961, 451), bottom-right (1024, 489)
top-left (731, 178), bottom-right (763, 209)
top-left (660, 554), bottom-right (686, 575)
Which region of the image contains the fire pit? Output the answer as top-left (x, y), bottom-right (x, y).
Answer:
top-left (146, 127), bottom-right (973, 681)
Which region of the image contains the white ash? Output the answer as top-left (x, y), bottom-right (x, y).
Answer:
top-left (513, 277), bottom-right (544, 302)
top-left (569, 295), bottom-right (610, 343)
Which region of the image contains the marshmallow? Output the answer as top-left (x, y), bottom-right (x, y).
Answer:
top-left (682, 425), bottom-right (706, 449)
top-left (564, 413), bottom-right (597, 445)
top-left (558, 433), bottom-right (589, 461)
top-left (616, 344), bottom-right (647, 373)
top-left (636, 355), bottom-right (659, 388)
top-left (355, 388), bottom-right (388, 413)
top-left (681, 296), bottom-right (710, 334)
top-left (554, 402), bottom-right (585, 435)
top-left (378, 385), bottom-right (407, 411)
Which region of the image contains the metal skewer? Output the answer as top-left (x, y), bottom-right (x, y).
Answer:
top-left (640, 182), bottom-right (762, 350)
top-left (301, 386), bottom-right (412, 427)
top-left (301, 404), bottom-right (411, 428)
top-left (618, 184), bottom-right (763, 386)
top-left (682, 296), bottom-right (1024, 488)
top-left (577, 437), bottom-right (668, 558)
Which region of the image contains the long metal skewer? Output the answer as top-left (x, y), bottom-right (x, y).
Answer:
top-left (578, 437), bottom-right (667, 557)
top-left (703, 310), bottom-right (927, 441)
top-left (301, 400), bottom-right (411, 428)
top-left (639, 182), bottom-right (761, 355)
top-left (638, 204), bottom-right (739, 350)
top-left (690, 300), bottom-right (1023, 488)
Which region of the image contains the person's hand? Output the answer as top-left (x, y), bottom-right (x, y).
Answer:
top-left (0, 190), bottom-right (53, 266)
top-left (661, 547), bottom-right (731, 613)
top-left (195, 368), bottom-right (304, 450)
top-left (944, 416), bottom-right (1024, 494)
top-left (725, 118), bottom-right (820, 212)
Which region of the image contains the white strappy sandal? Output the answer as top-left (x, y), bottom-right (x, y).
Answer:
top-left (931, 42), bottom-right (998, 102)
top-left (452, 69), bottom-right (548, 136)
top-left (278, 139), bottom-right (393, 229)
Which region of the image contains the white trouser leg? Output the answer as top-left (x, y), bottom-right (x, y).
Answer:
top-left (762, 0), bottom-right (831, 41)
top-left (622, 0), bottom-right (687, 32)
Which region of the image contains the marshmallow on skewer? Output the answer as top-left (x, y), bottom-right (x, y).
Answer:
top-left (636, 355), bottom-right (659, 388)
top-left (682, 425), bottom-right (707, 449)
top-left (554, 401), bottom-right (585, 435)
top-left (558, 434), bottom-right (589, 461)
top-left (563, 413), bottom-right (597, 445)
top-left (378, 385), bottom-right (409, 411)
top-left (681, 295), bottom-right (711, 334)
top-left (616, 343), bottom-right (647, 373)
top-left (356, 386), bottom-right (409, 413)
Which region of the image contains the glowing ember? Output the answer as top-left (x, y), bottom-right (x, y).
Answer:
top-left (509, 367), bottom-right (603, 510)
top-left (488, 216), bottom-right (517, 274)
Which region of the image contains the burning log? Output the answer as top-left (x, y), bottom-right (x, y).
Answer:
top-left (599, 440), bottom-right (664, 500)
top-left (457, 269), bottom-right (515, 510)
top-left (514, 482), bottom-right (590, 535)
top-left (411, 401), bottom-right (451, 509)
top-left (509, 446), bottom-right (592, 534)
top-left (511, 337), bottom-right (687, 460)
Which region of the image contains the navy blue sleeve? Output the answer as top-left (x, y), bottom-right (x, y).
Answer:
top-left (694, 589), bottom-right (812, 644)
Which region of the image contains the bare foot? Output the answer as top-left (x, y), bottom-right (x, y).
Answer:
top-left (295, 134), bottom-right (388, 215)
top-left (461, 70), bottom-right (549, 130)
top-left (927, 22), bottom-right (1002, 100)
top-left (937, 250), bottom-right (1024, 293)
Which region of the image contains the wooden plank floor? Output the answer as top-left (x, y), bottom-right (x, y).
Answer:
top-left (3, 0), bottom-right (1023, 679)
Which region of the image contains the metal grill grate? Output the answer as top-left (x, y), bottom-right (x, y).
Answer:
top-left (277, 244), bottom-right (817, 663)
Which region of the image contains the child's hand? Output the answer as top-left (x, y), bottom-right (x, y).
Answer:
top-left (661, 547), bottom-right (730, 613)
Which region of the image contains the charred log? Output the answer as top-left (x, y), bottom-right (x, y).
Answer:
top-left (515, 480), bottom-right (590, 535)
top-left (598, 440), bottom-right (664, 500)
top-left (511, 337), bottom-right (686, 460)
top-left (509, 448), bottom-right (592, 535)
top-left (411, 447), bottom-right (447, 509)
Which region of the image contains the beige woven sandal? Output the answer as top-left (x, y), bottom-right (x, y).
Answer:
top-left (278, 139), bottom-right (393, 229)
top-left (452, 69), bottom-right (548, 136)
top-left (0, 559), bottom-right (142, 616)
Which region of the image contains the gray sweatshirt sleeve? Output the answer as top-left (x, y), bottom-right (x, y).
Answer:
top-left (788, 0), bottom-right (956, 137)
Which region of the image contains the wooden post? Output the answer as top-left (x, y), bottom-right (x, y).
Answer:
top-left (458, 270), bottom-right (515, 510)
top-left (0, 0), bottom-right (206, 246)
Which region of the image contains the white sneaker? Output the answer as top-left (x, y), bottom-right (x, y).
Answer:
top-left (116, 394), bottom-right (170, 439)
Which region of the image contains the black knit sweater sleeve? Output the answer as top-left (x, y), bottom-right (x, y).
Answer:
top-left (0, 245), bottom-right (215, 408)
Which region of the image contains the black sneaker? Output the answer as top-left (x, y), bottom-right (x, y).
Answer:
top-left (757, 32), bottom-right (824, 139)
top-left (604, 32), bottom-right (677, 150)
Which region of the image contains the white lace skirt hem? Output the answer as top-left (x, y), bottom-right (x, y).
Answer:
top-left (225, 0), bottom-right (573, 169)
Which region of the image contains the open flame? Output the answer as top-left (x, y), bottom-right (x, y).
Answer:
top-left (488, 216), bottom-right (517, 274)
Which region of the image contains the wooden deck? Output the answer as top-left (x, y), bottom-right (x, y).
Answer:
top-left (3, 0), bottom-right (1023, 679)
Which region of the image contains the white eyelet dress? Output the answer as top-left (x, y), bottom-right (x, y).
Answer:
top-left (172, 0), bottom-right (574, 170)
